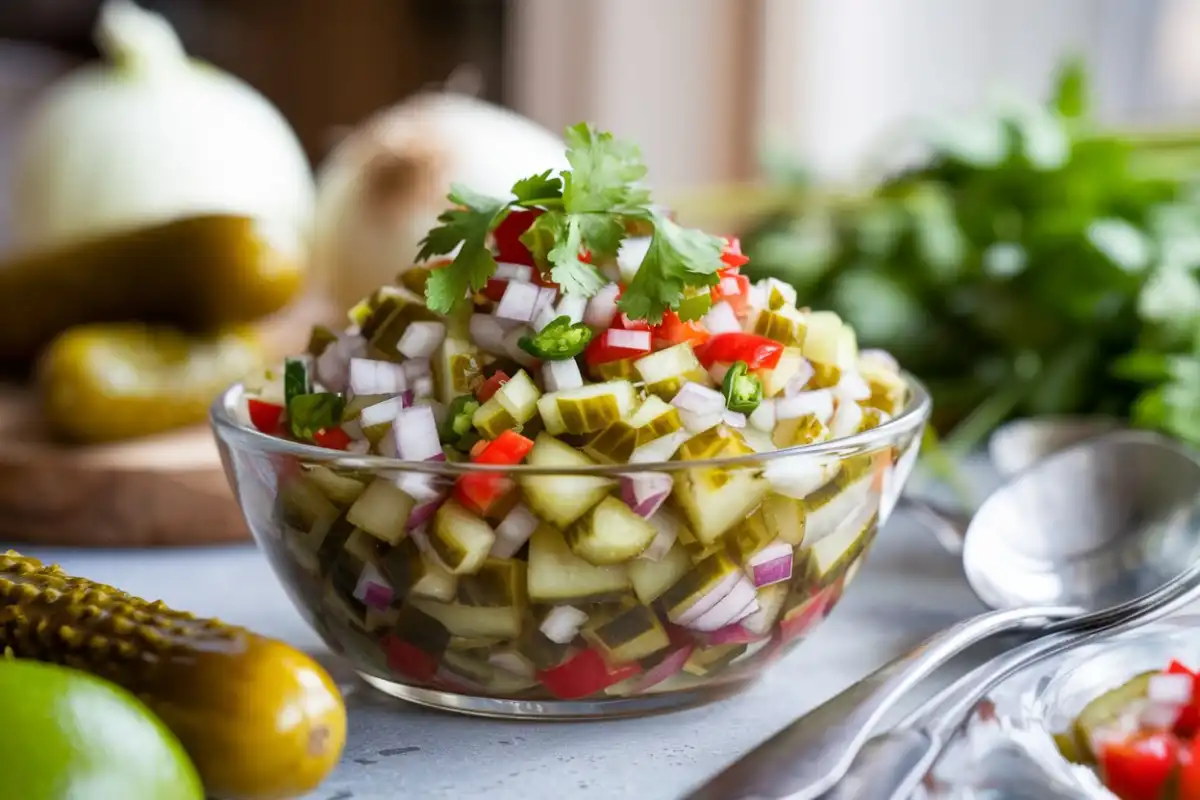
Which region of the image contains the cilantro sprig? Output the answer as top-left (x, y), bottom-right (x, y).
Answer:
top-left (416, 123), bottom-right (724, 323)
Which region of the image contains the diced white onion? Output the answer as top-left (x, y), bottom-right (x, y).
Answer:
top-left (678, 409), bottom-right (723, 434)
top-left (763, 455), bottom-right (839, 499)
top-left (345, 439), bottom-right (371, 455)
top-left (605, 328), bottom-right (652, 351)
top-left (532, 303), bottom-right (558, 332)
top-left (349, 358), bottom-right (407, 396)
top-left (1149, 673), bottom-right (1193, 705)
top-left (747, 283), bottom-right (769, 311)
top-left (617, 236), bottom-right (652, 283)
top-left (1140, 701), bottom-right (1183, 731)
top-left (740, 427), bottom-right (776, 453)
top-left (393, 470), bottom-right (445, 503)
top-left (495, 281), bottom-right (541, 322)
top-left (495, 262), bottom-right (533, 282)
top-left (859, 349), bottom-right (900, 373)
top-left (620, 472), bottom-right (673, 518)
top-left (543, 358), bottom-right (584, 392)
top-left (835, 371), bottom-right (872, 402)
top-left (784, 360), bottom-right (817, 397)
top-left (397, 321), bottom-right (446, 359)
top-left (641, 510), bottom-right (680, 561)
top-left (585, 283), bottom-right (621, 328)
top-left (702, 301), bottom-right (741, 335)
top-left (470, 314), bottom-right (510, 354)
top-left (540, 605), bottom-right (589, 644)
top-left (491, 503), bottom-right (539, 559)
top-left (532, 286), bottom-right (559, 318)
top-left (630, 430), bottom-right (691, 463)
top-left (722, 410), bottom-right (747, 429)
top-left (764, 278), bottom-right (797, 308)
top-left (488, 651), bottom-right (535, 679)
top-left (670, 382), bottom-right (726, 415)
top-left (556, 294), bottom-right (588, 324)
top-left (830, 399), bottom-right (865, 439)
top-left (503, 325), bottom-right (540, 368)
top-left (392, 406), bottom-right (441, 461)
top-left (709, 363), bottom-right (732, 385)
top-left (359, 396), bottom-right (407, 429)
top-left (402, 358), bottom-right (432, 382)
top-left (776, 389), bottom-right (835, 423)
top-left (412, 376), bottom-right (435, 399)
top-left (748, 399), bottom-right (777, 432)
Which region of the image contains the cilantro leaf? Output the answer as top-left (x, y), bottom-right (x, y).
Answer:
top-left (419, 184), bottom-right (508, 313)
top-left (548, 215), bottom-right (607, 296)
top-left (512, 170), bottom-right (563, 206)
top-left (618, 213), bottom-right (724, 324)
top-left (562, 123), bottom-right (651, 213)
top-left (576, 212), bottom-right (626, 263)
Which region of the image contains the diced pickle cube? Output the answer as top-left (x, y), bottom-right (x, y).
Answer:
top-left (583, 600), bottom-right (670, 664)
top-left (493, 370), bottom-right (541, 425)
top-left (473, 396), bottom-right (519, 440)
top-left (672, 465), bottom-right (770, 545)
top-left (347, 478), bottom-right (415, 545)
top-left (583, 421), bottom-right (638, 464)
top-left (635, 343), bottom-right (710, 401)
top-left (591, 358), bottom-right (639, 382)
top-left (675, 425), bottom-right (753, 462)
top-left (725, 508), bottom-right (775, 563)
top-left (527, 524), bottom-right (631, 604)
top-left (565, 497), bottom-right (657, 565)
top-left (659, 553), bottom-right (740, 622)
top-left (519, 434), bottom-right (614, 527)
top-left (537, 381), bottom-right (637, 436)
top-left (628, 543), bottom-right (692, 605)
top-left (431, 500), bottom-right (496, 575)
top-left (682, 644), bottom-right (747, 677)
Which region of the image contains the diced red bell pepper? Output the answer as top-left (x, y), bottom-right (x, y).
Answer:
top-left (313, 427), bottom-right (352, 451)
top-left (493, 208), bottom-right (541, 266)
top-left (1178, 735), bottom-right (1200, 800)
top-left (651, 311), bottom-right (710, 350)
top-left (247, 398), bottom-right (284, 433)
top-left (482, 278), bottom-right (509, 302)
top-left (584, 328), bottom-right (653, 368)
top-left (536, 647), bottom-right (642, 700)
top-left (1099, 733), bottom-right (1180, 800)
top-left (476, 370), bottom-right (511, 403)
top-left (720, 235), bottom-right (750, 268)
top-left (710, 272), bottom-right (752, 316)
top-left (695, 332), bottom-right (784, 370)
top-left (1167, 660), bottom-right (1200, 737)
top-left (383, 634), bottom-right (441, 683)
top-left (454, 431), bottom-right (535, 516)
top-left (610, 312), bottom-right (651, 332)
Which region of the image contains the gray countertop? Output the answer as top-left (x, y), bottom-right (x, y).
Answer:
top-left (15, 502), bottom-right (1010, 800)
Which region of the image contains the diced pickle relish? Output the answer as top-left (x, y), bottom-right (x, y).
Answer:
top-left (240, 152), bottom-right (915, 703)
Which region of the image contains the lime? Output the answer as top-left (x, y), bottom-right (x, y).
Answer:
top-left (0, 659), bottom-right (204, 800)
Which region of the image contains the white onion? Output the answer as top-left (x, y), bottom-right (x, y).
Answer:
top-left (489, 651), bottom-right (535, 679)
top-left (393, 471), bottom-right (445, 503)
top-left (349, 358), bottom-right (407, 396)
top-left (315, 334), bottom-right (364, 393)
top-left (746, 541), bottom-right (794, 587)
top-left (392, 406), bottom-right (442, 461)
top-left (397, 321), bottom-right (446, 359)
top-left (359, 396), bottom-right (408, 429)
top-left (617, 236), bottom-right (653, 283)
top-left (684, 577), bottom-right (758, 631)
top-left (708, 363), bottom-right (732, 385)
top-left (830, 399), bottom-right (865, 439)
top-left (503, 325), bottom-right (540, 368)
top-left (641, 510), bottom-right (681, 561)
top-left (556, 294), bottom-right (588, 324)
top-left (748, 399), bottom-right (777, 432)
top-left (722, 410), bottom-right (747, 429)
top-left (1149, 673), bottom-right (1193, 705)
top-left (345, 439), bottom-right (371, 455)
top-left (835, 371), bottom-right (872, 403)
top-left (470, 314), bottom-right (509, 355)
top-left (784, 360), bottom-right (816, 397)
top-left (532, 303), bottom-right (558, 333)
top-left (402, 358), bottom-right (432, 382)
top-left (747, 283), bottom-right (769, 311)
top-left (671, 570), bottom-right (740, 626)
top-left (495, 281), bottom-right (541, 322)
top-left (605, 328), bottom-right (651, 352)
top-left (540, 605), bottom-right (588, 644)
top-left (629, 430), bottom-right (691, 463)
top-left (776, 390), bottom-right (835, 423)
top-left (763, 278), bottom-right (797, 308)
top-left (740, 427), bottom-right (776, 453)
top-left (670, 382), bottom-right (726, 415)
top-left (763, 455), bottom-right (840, 500)
top-left (12, 0), bottom-right (313, 256)
top-left (532, 286), bottom-right (559, 321)
top-left (678, 409), bottom-right (723, 434)
top-left (543, 358), bottom-right (584, 392)
top-left (1140, 701), bottom-right (1183, 731)
top-left (702, 301), bottom-right (741, 335)
top-left (719, 275), bottom-right (742, 297)
top-left (491, 503), bottom-right (539, 559)
top-left (585, 283), bottom-right (621, 328)
top-left (859, 349), bottom-right (900, 373)
top-left (620, 473), bottom-right (673, 518)
top-left (495, 262), bottom-right (533, 282)
top-left (412, 376), bottom-right (435, 399)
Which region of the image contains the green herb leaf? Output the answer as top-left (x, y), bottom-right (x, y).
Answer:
top-left (419, 184), bottom-right (509, 313)
top-left (562, 123), bottom-right (651, 213)
top-left (618, 212), bottom-right (724, 324)
top-left (1053, 57), bottom-right (1088, 120)
top-left (512, 170), bottom-right (564, 206)
top-left (288, 393), bottom-right (345, 440)
top-left (283, 357), bottom-right (312, 407)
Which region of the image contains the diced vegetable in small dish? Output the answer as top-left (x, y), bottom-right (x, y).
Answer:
top-left (216, 123), bottom-right (929, 716)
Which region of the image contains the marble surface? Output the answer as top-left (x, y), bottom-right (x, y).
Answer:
top-left (17, 502), bottom-right (1012, 800)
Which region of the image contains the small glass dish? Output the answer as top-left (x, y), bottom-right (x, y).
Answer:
top-left (210, 375), bottom-right (930, 719)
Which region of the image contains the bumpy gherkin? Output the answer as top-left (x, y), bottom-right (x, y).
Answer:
top-left (0, 551), bottom-right (347, 800)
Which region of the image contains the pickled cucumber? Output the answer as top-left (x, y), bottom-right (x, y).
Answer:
top-left (0, 551), bottom-right (346, 800)
top-left (38, 323), bottom-right (265, 442)
top-left (0, 214), bottom-right (304, 366)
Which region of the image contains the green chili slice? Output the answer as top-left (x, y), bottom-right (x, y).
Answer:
top-left (518, 315), bottom-right (594, 360)
top-left (441, 394), bottom-right (482, 449)
top-left (288, 392), bottom-right (345, 440)
top-left (722, 360), bottom-right (763, 414)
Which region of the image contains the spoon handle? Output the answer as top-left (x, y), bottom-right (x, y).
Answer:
top-left (682, 604), bottom-right (1077, 800)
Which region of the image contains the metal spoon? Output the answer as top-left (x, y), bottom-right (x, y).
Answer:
top-left (681, 430), bottom-right (1200, 800)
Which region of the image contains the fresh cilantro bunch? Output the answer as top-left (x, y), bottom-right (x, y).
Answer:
top-left (416, 123), bottom-right (725, 323)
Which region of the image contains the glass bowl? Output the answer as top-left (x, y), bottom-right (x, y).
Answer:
top-left (210, 375), bottom-right (930, 719)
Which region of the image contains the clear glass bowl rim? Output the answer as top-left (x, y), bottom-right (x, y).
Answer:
top-left (210, 372), bottom-right (931, 477)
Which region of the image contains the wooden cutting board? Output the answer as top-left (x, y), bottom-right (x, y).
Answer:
top-left (0, 295), bottom-right (334, 548)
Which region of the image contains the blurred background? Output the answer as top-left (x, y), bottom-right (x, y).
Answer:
top-left (5, 0), bottom-right (1200, 459)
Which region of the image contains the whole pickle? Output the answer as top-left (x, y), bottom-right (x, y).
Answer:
top-left (38, 323), bottom-right (265, 442)
top-left (0, 214), bottom-right (304, 366)
top-left (0, 551), bottom-right (347, 800)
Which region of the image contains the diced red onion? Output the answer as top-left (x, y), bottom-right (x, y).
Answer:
top-left (407, 497), bottom-right (444, 531)
top-left (731, 597), bottom-right (761, 624)
top-left (543, 358), bottom-right (584, 392)
top-left (491, 503), bottom-right (539, 559)
top-left (503, 325), bottom-right (540, 368)
top-left (775, 389), bottom-right (835, 423)
top-left (702, 301), bottom-right (741, 335)
top-left (495, 262), bottom-right (534, 282)
top-left (349, 358), bottom-right (407, 396)
top-left (748, 399), bottom-right (776, 432)
top-left (352, 564), bottom-right (394, 610)
top-left (722, 410), bottom-right (747, 428)
top-left (830, 399), bottom-right (865, 439)
top-left (629, 644), bottom-right (693, 692)
top-left (617, 236), bottom-right (652, 281)
top-left (784, 359), bottom-right (816, 397)
top-left (315, 333), bottom-right (365, 393)
top-left (747, 541), bottom-right (794, 587)
top-left (629, 430), bottom-right (691, 463)
top-left (1149, 673), bottom-right (1193, 705)
top-left (402, 358), bottom-right (432, 381)
top-left (670, 570), bottom-right (741, 626)
top-left (556, 294), bottom-right (588, 324)
top-left (640, 510), bottom-right (680, 561)
top-left (585, 283), bottom-right (621, 328)
top-left (685, 576), bottom-right (758, 631)
top-left (671, 382), bottom-right (726, 415)
top-left (412, 376), bottom-right (435, 399)
top-left (859, 349), bottom-right (899, 373)
top-left (488, 651), bottom-right (535, 679)
top-left (701, 623), bottom-right (766, 646)
top-left (540, 605), bottom-right (588, 644)
top-left (394, 470), bottom-right (446, 503)
top-left (620, 472), bottom-right (673, 519)
top-left (835, 371), bottom-right (872, 402)
top-left (470, 314), bottom-right (510, 354)
top-left (678, 409), bottom-right (723, 434)
top-left (409, 525), bottom-right (433, 553)
top-left (605, 328), bottom-right (652, 352)
top-left (495, 281), bottom-right (541, 322)
top-left (397, 321), bottom-right (447, 359)
top-left (359, 396), bottom-right (408, 429)
top-left (763, 455), bottom-right (839, 500)
top-left (392, 406), bottom-right (441, 461)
